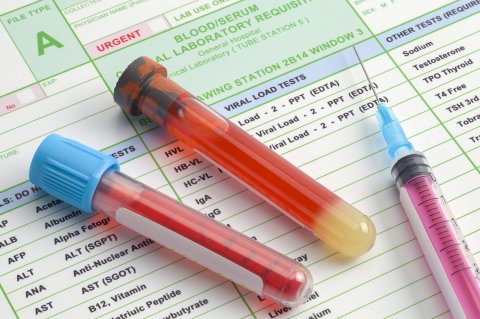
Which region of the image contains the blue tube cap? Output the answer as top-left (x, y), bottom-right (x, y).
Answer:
top-left (29, 134), bottom-right (119, 213)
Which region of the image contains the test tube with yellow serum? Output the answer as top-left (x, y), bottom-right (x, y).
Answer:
top-left (114, 57), bottom-right (376, 257)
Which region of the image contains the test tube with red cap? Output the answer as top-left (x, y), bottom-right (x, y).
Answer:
top-left (113, 57), bottom-right (376, 257)
top-left (29, 134), bottom-right (313, 307)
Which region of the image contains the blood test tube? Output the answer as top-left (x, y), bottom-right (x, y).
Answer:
top-left (29, 134), bottom-right (313, 307)
top-left (113, 57), bottom-right (376, 257)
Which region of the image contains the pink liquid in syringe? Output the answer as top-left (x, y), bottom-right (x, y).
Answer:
top-left (404, 174), bottom-right (480, 318)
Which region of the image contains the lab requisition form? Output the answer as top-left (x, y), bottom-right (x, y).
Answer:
top-left (0, 0), bottom-right (480, 318)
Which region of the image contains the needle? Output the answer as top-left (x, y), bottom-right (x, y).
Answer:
top-left (352, 45), bottom-right (379, 102)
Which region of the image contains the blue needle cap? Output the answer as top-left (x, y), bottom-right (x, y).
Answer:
top-left (376, 103), bottom-right (414, 161)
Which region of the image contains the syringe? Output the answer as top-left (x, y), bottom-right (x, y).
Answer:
top-left (353, 46), bottom-right (480, 319)
top-left (29, 134), bottom-right (313, 307)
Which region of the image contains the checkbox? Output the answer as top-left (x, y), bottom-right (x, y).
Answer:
top-left (148, 17), bottom-right (169, 33)
top-left (17, 89), bottom-right (36, 104)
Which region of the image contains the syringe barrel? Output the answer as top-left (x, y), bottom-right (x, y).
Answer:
top-left (114, 57), bottom-right (376, 258)
top-left (393, 153), bottom-right (480, 318)
top-left (93, 170), bottom-right (313, 307)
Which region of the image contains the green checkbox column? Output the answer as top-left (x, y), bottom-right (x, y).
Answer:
top-left (0, 0), bottom-right (88, 80)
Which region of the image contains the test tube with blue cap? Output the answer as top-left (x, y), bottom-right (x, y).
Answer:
top-left (29, 134), bottom-right (314, 307)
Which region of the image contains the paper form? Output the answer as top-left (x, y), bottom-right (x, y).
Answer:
top-left (0, 0), bottom-right (479, 318)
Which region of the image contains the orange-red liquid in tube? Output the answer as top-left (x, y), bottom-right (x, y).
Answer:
top-left (114, 57), bottom-right (376, 257)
